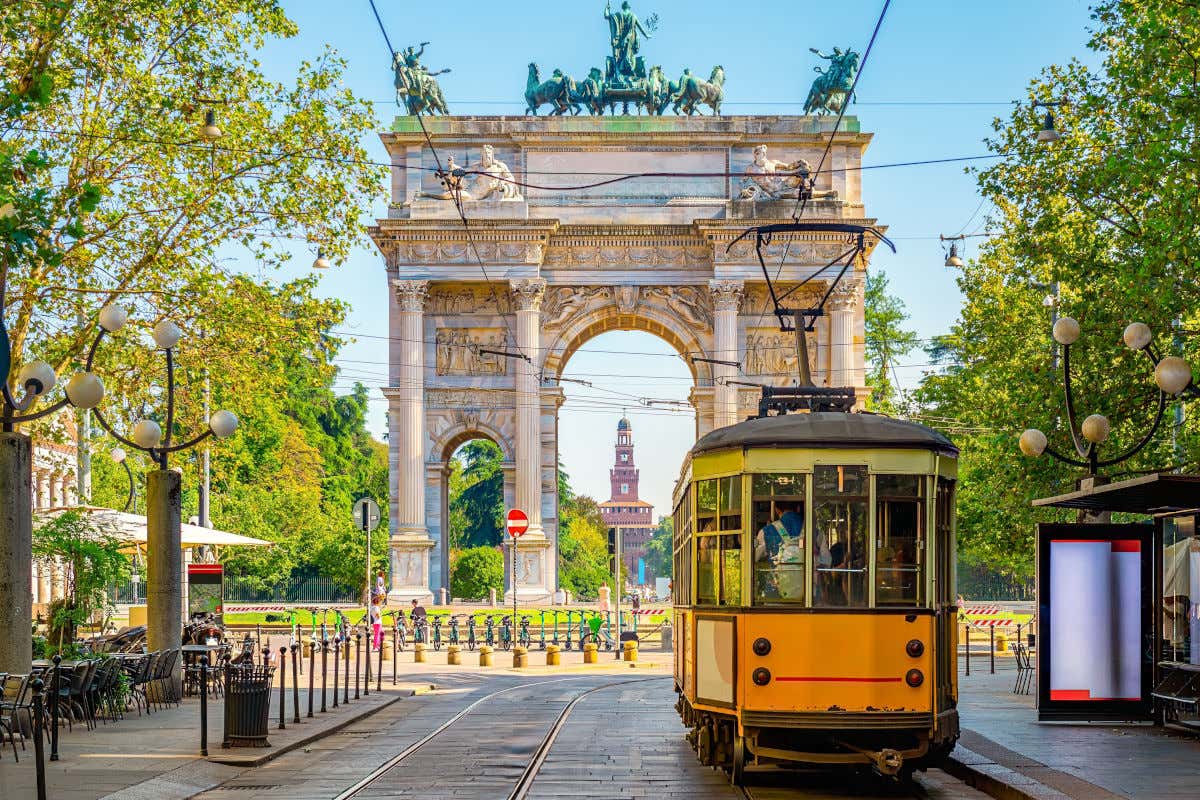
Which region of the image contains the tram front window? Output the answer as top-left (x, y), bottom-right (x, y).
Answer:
top-left (813, 465), bottom-right (868, 607)
top-left (752, 473), bottom-right (806, 604)
top-left (876, 474), bottom-right (925, 607)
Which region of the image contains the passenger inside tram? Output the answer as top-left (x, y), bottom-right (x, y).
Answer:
top-left (753, 501), bottom-right (805, 601)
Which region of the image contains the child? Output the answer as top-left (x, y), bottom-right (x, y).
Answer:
top-left (370, 597), bottom-right (384, 651)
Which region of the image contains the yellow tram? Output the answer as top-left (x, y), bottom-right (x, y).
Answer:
top-left (671, 410), bottom-right (959, 784)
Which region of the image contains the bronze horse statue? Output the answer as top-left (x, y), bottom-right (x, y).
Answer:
top-left (675, 65), bottom-right (724, 116)
top-left (525, 63), bottom-right (573, 116)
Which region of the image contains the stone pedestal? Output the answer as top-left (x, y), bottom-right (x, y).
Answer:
top-left (387, 536), bottom-right (434, 604)
top-left (503, 535), bottom-right (553, 603)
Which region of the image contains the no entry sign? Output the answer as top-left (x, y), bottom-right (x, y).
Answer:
top-left (506, 508), bottom-right (529, 538)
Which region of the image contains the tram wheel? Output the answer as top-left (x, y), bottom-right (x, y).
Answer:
top-left (697, 723), bottom-right (714, 767)
top-left (729, 734), bottom-right (746, 786)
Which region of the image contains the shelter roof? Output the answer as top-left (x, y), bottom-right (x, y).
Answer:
top-left (1031, 474), bottom-right (1200, 515)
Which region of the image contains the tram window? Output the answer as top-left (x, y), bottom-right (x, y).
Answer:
top-left (718, 476), bottom-right (742, 531)
top-left (697, 536), bottom-right (719, 604)
top-left (875, 474), bottom-right (925, 607)
top-left (752, 473), bottom-right (806, 604)
top-left (720, 534), bottom-right (742, 606)
top-left (696, 479), bottom-right (718, 533)
top-left (813, 465), bottom-right (868, 607)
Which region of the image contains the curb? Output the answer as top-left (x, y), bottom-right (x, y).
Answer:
top-left (205, 691), bottom-right (409, 768)
top-left (942, 750), bottom-right (1045, 800)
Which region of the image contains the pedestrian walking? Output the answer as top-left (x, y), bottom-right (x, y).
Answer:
top-left (373, 571), bottom-right (387, 603)
top-left (370, 597), bottom-right (384, 651)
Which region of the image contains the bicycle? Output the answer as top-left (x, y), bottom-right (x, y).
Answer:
top-left (518, 615), bottom-right (532, 649)
top-left (499, 615), bottom-right (513, 651)
top-left (550, 610), bottom-right (560, 647)
top-left (431, 616), bottom-right (443, 651)
top-left (466, 615), bottom-right (478, 650)
top-left (484, 615), bottom-right (495, 648)
top-left (537, 611), bottom-right (547, 650)
top-left (386, 611), bottom-right (406, 652)
top-left (448, 615), bottom-right (461, 647)
top-left (564, 610), bottom-right (574, 650)
top-left (413, 615), bottom-right (427, 645)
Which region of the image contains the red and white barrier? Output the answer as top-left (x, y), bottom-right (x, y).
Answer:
top-left (962, 605), bottom-right (1002, 615)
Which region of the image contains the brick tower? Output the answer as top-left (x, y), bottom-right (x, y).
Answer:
top-left (599, 416), bottom-right (656, 586)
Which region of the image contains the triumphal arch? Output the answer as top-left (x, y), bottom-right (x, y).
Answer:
top-left (368, 112), bottom-right (879, 602)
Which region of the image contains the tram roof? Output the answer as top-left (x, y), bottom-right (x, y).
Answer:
top-left (691, 412), bottom-right (958, 457)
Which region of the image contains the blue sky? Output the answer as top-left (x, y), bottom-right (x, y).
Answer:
top-left (254, 0), bottom-right (1101, 518)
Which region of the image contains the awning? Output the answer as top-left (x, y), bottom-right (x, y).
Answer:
top-left (35, 506), bottom-right (273, 548)
top-left (1032, 474), bottom-right (1200, 515)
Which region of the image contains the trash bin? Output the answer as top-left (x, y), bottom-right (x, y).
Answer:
top-left (222, 664), bottom-right (276, 748)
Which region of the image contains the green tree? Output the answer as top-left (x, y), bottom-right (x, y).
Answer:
top-left (449, 440), bottom-right (505, 548)
top-left (557, 494), bottom-right (615, 598)
top-left (916, 0), bottom-right (1200, 582)
top-left (450, 546), bottom-right (504, 600)
top-left (864, 271), bottom-right (919, 414)
top-left (643, 516), bottom-right (673, 578)
top-left (33, 510), bottom-right (130, 650)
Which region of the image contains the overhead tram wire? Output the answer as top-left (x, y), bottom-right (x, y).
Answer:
top-left (750, 0), bottom-right (893, 338)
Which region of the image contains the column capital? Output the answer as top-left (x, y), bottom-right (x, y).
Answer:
top-left (509, 278), bottom-right (547, 312)
top-left (829, 279), bottom-right (862, 312)
top-left (392, 279), bottom-right (429, 312)
top-left (708, 279), bottom-right (744, 313)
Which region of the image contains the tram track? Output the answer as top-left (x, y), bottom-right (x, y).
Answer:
top-left (334, 674), bottom-right (669, 800)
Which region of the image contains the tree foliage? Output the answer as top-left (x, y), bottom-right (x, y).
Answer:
top-left (448, 439), bottom-right (505, 548)
top-left (916, 0), bottom-right (1200, 580)
top-left (643, 515), bottom-right (673, 579)
top-left (864, 271), bottom-right (920, 414)
top-left (450, 546), bottom-right (504, 600)
top-left (558, 493), bottom-right (615, 598)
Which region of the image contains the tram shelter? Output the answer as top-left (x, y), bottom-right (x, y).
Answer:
top-left (1033, 473), bottom-right (1200, 731)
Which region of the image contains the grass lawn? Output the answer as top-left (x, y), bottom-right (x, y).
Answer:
top-left (223, 608), bottom-right (669, 627)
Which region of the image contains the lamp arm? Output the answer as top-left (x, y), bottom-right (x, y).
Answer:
top-left (1060, 344), bottom-right (1090, 457)
top-left (92, 406), bottom-right (150, 454)
top-left (84, 328), bottom-right (107, 371)
top-left (160, 429), bottom-right (213, 454)
top-left (120, 460), bottom-right (134, 513)
top-left (1097, 389), bottom-right (1167, 467)
top-left (5, 395), bottom-right (71, 425)
top-left (1041, 444), bottom-right (1090, 468)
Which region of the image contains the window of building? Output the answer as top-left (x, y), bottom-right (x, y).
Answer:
top-left (620, 453), bottom-right (628, 462)
top-left (751, 473), bottom-right (806, 604)
top-left (813, 465), bottom-right (868, 607)
top-left (876, 475), bottom-right (925, 607)
top-left (621, 483), bottom-right (629, 494)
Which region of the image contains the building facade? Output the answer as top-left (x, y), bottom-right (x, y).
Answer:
top-left (369, 115), bottom-right (878, 602)
top-left (599, 417), bottom-right (656, 586)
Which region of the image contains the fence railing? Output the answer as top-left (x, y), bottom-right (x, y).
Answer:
top-left (108, 574), bottom-right (359, 605)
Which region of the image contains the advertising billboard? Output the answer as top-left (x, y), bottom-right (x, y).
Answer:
top-left (1037, 523), bottom-right (1152, 720)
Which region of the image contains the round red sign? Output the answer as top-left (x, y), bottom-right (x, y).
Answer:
top-left (506, 508), bottom-right (529, 537)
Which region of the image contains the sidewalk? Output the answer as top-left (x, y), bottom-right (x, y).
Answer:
top-left (0, 678), bottom-right (424, 800)
top-left (951, 661), bottom-right (1200, 800)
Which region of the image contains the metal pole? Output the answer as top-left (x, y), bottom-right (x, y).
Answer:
top-left (278, 647), bottom-right (287, 729)
top-left (0, 432), bottom-right (33, 674)
top-left (355, 633), bottom-right (361, 700)
top-left (615, 528), bottom-right (622, 659)
top-left (332, 637), bottom-right (340, 708)
top-left (31, 678), bottom-right (47, 800)
top-left (964, 623), bottom-right (971, 676)
top-left (343, 633), bottom-right (350, 704)
top-left (363, 628), bottom-right (370, 697)
top-left (147, 469), bottom-right (183, 701)
top-left (291, 644), bottom-right (301, 723)
top-left (377, 629), bottom-right (384, 693)
top-left (199, 656), bottom-right (209, 756)
top-left (989, 626), bottom-right (995, 675)
top-left (392, 619), bottom-right (398, 686)
top-left (307, 639), bottom-right (316, 718)
top-left (321, 635), bottom-right (329, 712)
top-left (199, 373), bottom-right (210, 528)
top-left (512, 534), bottom-right (518, 641)
top-left (49, 654), bottom-right (60, 761)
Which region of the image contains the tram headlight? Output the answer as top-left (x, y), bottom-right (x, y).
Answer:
top-left (752, 667), bottom-right (771, 686)
top-left (752, 637), bottom-right (772, 656)
top-left (905, 669), bottom-right (924, 688)
top-left (905, 639), bottom-right (925, 658)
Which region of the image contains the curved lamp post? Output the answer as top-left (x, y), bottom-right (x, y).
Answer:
top-left (111, 447), bottom-right (135, 512)
top-left (0, 297), bottom-right (106, 673)
top-left (1018, 317), bottom-right (1195, 476)
top-left (86, 309), bottom-right (238, 700)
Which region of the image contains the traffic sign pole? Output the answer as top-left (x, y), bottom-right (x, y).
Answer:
top-left (505, 509), bottom-right (529, 640)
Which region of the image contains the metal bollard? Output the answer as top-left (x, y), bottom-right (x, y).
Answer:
top-left (989, 626), bottom-right (996, 675)
top-left (364, 629), bottom-right (371, 697)
top-left (309, 638), bottom-right (317, 717)
top-left (200, 656), bottom-right (210, 756)
top-left (50, 653), bottom-right (61, 761)
top-left (332, 637), bottom-right (340, 708)
top-left (31, 678), bottom-right (47, 800)
top-left (355, 632), bottom-right (362, 699)
top-left (392, 623), bottom-right (398, 686)
top-left (377, 630), bottom-right (384, 693)
top-left (964, 623), bottom-right (971, 676)
top-left (291, 644), bottom-right (301, 724)
top-left (279, 647), bottom-right (288, 730)
top-left (321, 636), bottom-right (329, 712)
top-left (344, 633), bottom-right (351, 704)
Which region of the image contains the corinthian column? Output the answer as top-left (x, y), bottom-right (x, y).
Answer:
top-left (829, 281), bottom-right (861, 390)
top-left (510, 278), bottom-right (545, 538)
top-left (709, 280), bottom-right (744, 430)
top-left (389, 279), bottom-right (432, 600)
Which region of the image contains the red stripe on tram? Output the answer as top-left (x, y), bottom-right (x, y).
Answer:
top-left (775, 676), bottom-right (904, 683)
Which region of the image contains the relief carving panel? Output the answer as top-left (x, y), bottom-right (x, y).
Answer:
top-left (744, 327), bottom-right (819, 378)
top-left (435, 328), bottom-right (509, 375)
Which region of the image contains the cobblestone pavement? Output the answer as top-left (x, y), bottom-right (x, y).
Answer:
top-left (197, 672), bottom-right (990, 800)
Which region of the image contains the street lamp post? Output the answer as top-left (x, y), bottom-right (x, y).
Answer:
top-left (88, 312), bottom-right (239, 700)
top-left (0, 293), bottom-right (107, 673)
top-left (1018, 317), bottom-right (1195, 485)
